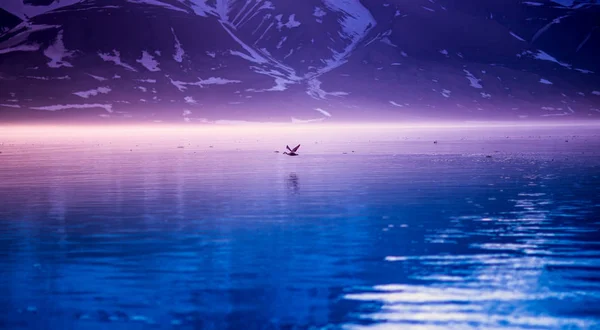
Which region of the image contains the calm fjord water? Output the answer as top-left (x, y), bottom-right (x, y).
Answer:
top-left (1, 127), bottom-right (599, 329)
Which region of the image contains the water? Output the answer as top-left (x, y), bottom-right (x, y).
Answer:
top-left (1, 127), bottom-right (600, 329)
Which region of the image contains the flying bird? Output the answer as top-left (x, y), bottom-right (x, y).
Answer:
top-left (283, 144), bottom-right (301, 156)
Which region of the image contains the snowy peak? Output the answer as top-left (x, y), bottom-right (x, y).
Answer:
top-left (198, 0), bottom-right (377, 77)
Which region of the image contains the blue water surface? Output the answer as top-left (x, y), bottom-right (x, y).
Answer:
top-left (1, 134), bottom-right (599, 329)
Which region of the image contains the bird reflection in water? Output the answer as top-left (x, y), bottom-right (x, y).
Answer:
top-left (287, 173), bottom-right (299, 195)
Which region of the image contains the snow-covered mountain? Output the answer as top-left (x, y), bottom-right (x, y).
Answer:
top-left (0, 0), bottom-right (598, 123)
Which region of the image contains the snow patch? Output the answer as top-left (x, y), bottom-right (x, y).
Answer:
top-left (292, 117), bottom-right (325, 124)
top-left (136, 51), bottom-right (160, 72)
top-left (233, 0), bottom-right (275, 27)
top-left (170, 79), bottom-right (187, 92)
top-left (30, 103), bottom-right (113, 112)
top-left (26, 75), bottom-right (70, 80)
top-left (380, 37), bottom-right (397, 48)
top-left (87, 74), bottom-right (107, 81)
top-left (171, 28), bottom-right (185, 63)
top-left (509, 31), bottom-right (525, 41)
top-left (284, 49), bottom-right (294, 59)
top-left (463, 70), bottom-right (482, 88)
top-left (53, 5), bottom-right (121, 13)
top-left (577, 30), bottom-right (594, 52)
top-left (267, 77), bottom-right (293, 91)
top-left (0, 43), bottom-right (40, 54)
top-left (276, 36), bottom-right (287, 49)
top-left (44, 30), bottom-right (74, 68)
top-left (98, 50), bottom-right (136, 71)
top-left (306, 78), bottom-right (348, 99)
top-left (275, 14), bottom-right (301, 30)
top-left (0, 104), bottom-right (21, 108)
top-left (73, 87), bottom-right (111, 98)
top-left (184, 96), bottom-right (197, 104)
top-left (314, 6), bottom-right (326, 18)
top-left (181, 0), bottom-right (212, 17)
top-left (318, 0), bottom-right (377, 76)
top-left (221, 22), bottom-right (268, 64)
top-left (531, 50), bottom-right (570, 68)
top-left (314, 108), bottom-right (332, 117)
top-left (170, 76), bottom-right (241, 92)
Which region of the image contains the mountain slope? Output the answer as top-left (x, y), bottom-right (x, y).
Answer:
top-left (0, 0), bottom-right (598, 123)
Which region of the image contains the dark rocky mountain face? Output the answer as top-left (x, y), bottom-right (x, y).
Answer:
top-left (0, 9), bottom-right (22, 34)
top-left (0, 0), bottom-right (598, 123)
top-left (24, 0), bottom-right (60, 5)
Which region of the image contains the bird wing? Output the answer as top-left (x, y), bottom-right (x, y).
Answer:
top-left (292, 144), bottom-right (301, 152)
top-left (286, 145), bottom-right (293, 152)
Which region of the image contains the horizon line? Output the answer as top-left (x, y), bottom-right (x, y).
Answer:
top-left (3, 119), bottom-right (600, 130)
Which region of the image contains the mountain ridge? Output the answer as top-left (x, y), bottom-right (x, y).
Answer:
top-left (0, 0), bottom-right (598, 123)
